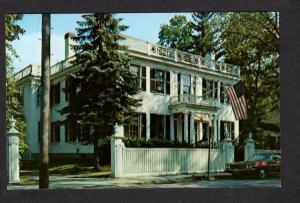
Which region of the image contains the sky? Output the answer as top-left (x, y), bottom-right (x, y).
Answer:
top-left (12, 13), bottom-right (193, 73)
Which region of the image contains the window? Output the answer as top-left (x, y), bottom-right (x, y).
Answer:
top-left (150, 114), bottom-right (170, 140)
top-left (220, 121), bottom-right (234, 140)
top-left (130, 64), bottom-right (146, 91)
top-left (202, 79), bottom-right (218, 99)
top-left (220, 83), bottom-right (229, 104)
top-left (15, 88), bottom-right (24, 107)
top-left (182, 74), bottom-right (191, 96)
top-left (50, 122), bottom-right (61, 143)
top-left (124, 113), bottom-right (146, 138)
top-left (50, 82), bottom-right (61, 105)
top-left (150, 68), bottom-right (170, 94)
top-left (65, 120), bottom-right (83, 142)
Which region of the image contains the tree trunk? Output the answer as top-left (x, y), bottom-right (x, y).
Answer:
top-left (39, 14), bottom-right (51, 189)
top-left (93, 137), bottom-right (101, 171)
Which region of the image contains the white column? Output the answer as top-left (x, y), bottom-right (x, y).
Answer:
top-left (234, 120), bottom-right (239, 140)
top-left (170, 114), bottom-right (175, 141)
top-left (146, 112), bottom-right (150, 140)
top-left (146, 66), bottom-right (150, 93)
top-left (217, 81), bottom-right (221, 103)
top-left (171, 71), bottom-right (178, 97)
top-left (190, 112), bottom-right (195, 144)
top-left (177, 117), bottom-right (182, 142)
top-left (199, 122), bottom-right (203, 140)
top-left (196, 77), bottom-right (202, 97)
top-left (217, 119), bottom-right (221, 141)
top-left (213, 118), bottom-right (217, 142)
top-left (184, 112), bottom-right (188, 143)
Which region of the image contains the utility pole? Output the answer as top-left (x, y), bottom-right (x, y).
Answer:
top-left (39, 14), bottom-right (51, 189)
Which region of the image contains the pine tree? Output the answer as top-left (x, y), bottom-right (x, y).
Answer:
top-left (60, 13), bottom-right (141, 171)
top-left (191, 12), bottom-right (215, 58)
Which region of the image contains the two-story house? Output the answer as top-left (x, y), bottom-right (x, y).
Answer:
top-left (15, 33), bottom-right (240, 159)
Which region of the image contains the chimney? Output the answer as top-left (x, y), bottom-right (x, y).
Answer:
top-left (64, 32), bottom-right (75, 59)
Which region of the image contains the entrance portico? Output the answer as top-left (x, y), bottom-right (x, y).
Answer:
top-left (169, 95), bottom-right (219, 144)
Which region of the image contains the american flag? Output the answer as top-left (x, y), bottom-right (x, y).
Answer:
top-left (226, 80), bottom-right (248, 120)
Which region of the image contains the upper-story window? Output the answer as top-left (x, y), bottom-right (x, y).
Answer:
top-left (150, 68), bottom-right (170, 94)
top-left (220, 121), bottom-right (234, 140)
top-left (202, 79), bottom-right (218, 99)
top-left (130, 64), bottom-right (146, 91)
top-left (220, 82), bottom-right (229, 104)
top-left (50, 82), bottom-right (60, 105)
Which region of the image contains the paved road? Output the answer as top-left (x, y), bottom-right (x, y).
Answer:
top-left (8, 175), bottom-right (280, 189)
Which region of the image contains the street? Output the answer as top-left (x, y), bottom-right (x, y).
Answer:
top-left (8, 175), bottom-right (281, 189)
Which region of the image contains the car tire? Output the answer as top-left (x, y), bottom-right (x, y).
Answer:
top-left (258, 169), bottom-right (267, 179)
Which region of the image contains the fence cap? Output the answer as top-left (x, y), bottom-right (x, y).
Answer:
top-left (7, 116), bottom-right (19, 136)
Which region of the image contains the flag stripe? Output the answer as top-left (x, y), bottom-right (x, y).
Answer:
top-left (226, 81), bottom-right (248, 120)
top-left (227, 87), bottom-right (242, 120)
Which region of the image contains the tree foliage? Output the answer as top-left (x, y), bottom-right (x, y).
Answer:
top-left (5, 14), bottom-right (27, 159)
top-left (158, 15), bottom-right (194, 52)
top-left (158, 12), bottom-right (280, 146)
top-left (214, 12), bottom-right (279, 143)
top-left (60, 13), bottom-right (141, 170)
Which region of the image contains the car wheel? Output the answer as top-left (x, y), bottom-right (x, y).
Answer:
top-left (258, 169), bottom-right (267, 179)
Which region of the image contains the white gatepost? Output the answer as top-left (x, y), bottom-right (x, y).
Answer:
top-left (244, 132), bottom-right (255, 161)
top-left (222, 137), bottom-right (234, 164)
top-left (111, 135), bottom-right (124, 178)
top-left (7, 116), bottom-right (20, 183)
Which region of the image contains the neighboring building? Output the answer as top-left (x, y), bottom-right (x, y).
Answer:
top-left (15, 33), bottom-right (240, 159)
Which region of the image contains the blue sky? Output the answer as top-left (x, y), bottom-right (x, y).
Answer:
top-left (12, 13), bottom-right (193, 73)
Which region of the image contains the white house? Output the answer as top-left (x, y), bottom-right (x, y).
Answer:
top-left (15, 33), bottom-right (240, 160)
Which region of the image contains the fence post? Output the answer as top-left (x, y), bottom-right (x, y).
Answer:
top-left (111, 125), bottom-right (124, 178)
top-left (244, 132), bottom-right (255, 161)
top-left (7, 116), bottom-right (20, 184)
top-left (222, 137), bottom-right (234, 164)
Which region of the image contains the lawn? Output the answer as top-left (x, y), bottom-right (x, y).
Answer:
top-left (18, 159), bottom-right (111, 186)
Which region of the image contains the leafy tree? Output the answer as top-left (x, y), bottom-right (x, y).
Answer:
top-left (5, 14), bottom-right (27, 159)
top-left (158, 15), bottom-right (194, 52)
top-left (214, 12), bottom-right (279, 145)
top-left (60, 13), bottom-right (141, 171)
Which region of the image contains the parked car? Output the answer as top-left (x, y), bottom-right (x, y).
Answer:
top-left (225, 152), bottom-right (281, 178)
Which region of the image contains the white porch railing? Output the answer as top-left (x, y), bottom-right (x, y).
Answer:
top-left (169, 95), bottom-right (219, 107)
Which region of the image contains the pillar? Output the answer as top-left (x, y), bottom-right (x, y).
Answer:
top-left (213, 118), bottom-right (217, 142)
top-left (222, 136), bottom-right (234, 164)
top-left (244, 132), bottom-right (256, 161)
top-left (217, 119), bottom-right (221, 141)
top-left (7, 117), bottom-right (20, 183)
top-left (170, 114), bottom-right (175, 141)
top-left (146, 66), bottom-right (150, 93)
top-left (111, 134), bottom-right (124, 178)
top-left (190, 112), bottom-right (195, 144)
top-left (146, 112), bottom-right (150, 140)
top-left (217, 81), bottom-right (221, 104)
top-left (234, 120), bottom-right (239, 140)
top-left (199, 122), bottom-right (203, 141)
top-left (184, 112), bottom-right (188, 143)
top-left (177, 117), bottom-right (182, 142)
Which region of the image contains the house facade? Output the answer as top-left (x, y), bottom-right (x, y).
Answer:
top-left (15, 33), bottom-right (240, 159)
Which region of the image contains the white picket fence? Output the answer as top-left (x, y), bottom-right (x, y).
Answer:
top-left (111, 136), bottom-right (234, 177)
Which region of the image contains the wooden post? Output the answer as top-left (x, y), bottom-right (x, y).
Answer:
top-left (39, 14), bottom-right (51, 189)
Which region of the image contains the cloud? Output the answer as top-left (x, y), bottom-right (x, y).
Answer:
top-left (12, 32), bottom-right (65, 73)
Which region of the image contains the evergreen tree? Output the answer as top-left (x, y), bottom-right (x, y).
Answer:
top-left (5, 14), bottom-right (27, 159)
top-left (60, 13), bottom-right (141, 171)
top-left (191, 12), bottom-right (215, 58)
